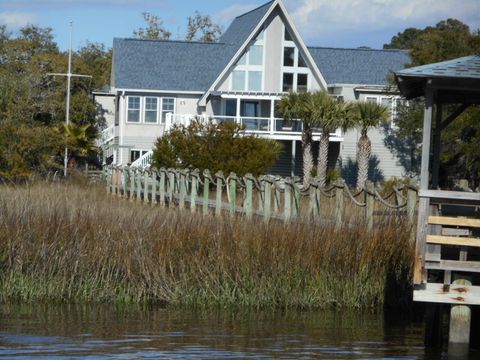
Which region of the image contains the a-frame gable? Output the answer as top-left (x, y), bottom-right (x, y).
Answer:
top-left (199, 0), bottom-right (328, 105)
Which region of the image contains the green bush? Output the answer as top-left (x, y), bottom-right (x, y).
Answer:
top-left (152, 119), bottom-right (282, 176)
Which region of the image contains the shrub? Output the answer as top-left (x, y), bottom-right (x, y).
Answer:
top-left (152, 119), bottom-right (282, 176)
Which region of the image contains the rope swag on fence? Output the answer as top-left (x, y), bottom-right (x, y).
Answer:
top-left (105, 166), bottom-right (418, 230)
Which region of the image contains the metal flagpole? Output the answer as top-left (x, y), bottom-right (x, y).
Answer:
top-left (47, 22), bottom-right (92, 177)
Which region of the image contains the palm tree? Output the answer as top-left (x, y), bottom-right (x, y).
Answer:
top-left (309, 93), bottom-right (355, 188)
top-left (353, 101), bottom-right (390, 190)
top-left (277, 92), bottom-right (314, 185)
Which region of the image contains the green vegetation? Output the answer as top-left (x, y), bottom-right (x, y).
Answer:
top-left (0, 182), bottom-right (413, 309)
top-left (152, 119), bottom-right (282, 176)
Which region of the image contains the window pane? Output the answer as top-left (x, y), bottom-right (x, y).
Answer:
top-left (162, 98), bottom-right (175, 111)
top-left (284, 28), bottom-right (293, 41)
top-left (130, 150), bottom-right (140, 163)
top-left (232, 71), bottom-right (245, 91)
top-left (249, 45), bottom-right (263, 65)
top-left (298, 53), bottom-right (307, 68)
top-left (248, 71), bottom-right (262, 91)
top-left (127, 96), bottom-right (140, 122)
top-left (381, 97), bottom-right (392, 108)
top-left (283, 47), bottom-right (295, 67)
top-left (145, 111), bottom-right (157, 123)
top-left (225, 99), bottom-right (236, 117)
top-left (366, 97), bottom-right (377, 103)
top-left (145, 97), bottom-right (157, 110)
top-left (237, 53), bottom-right (246, 65)
top-left (297, 73), bottom-right (308, 92)
top-left (283, 73), bottom-right (293, 92)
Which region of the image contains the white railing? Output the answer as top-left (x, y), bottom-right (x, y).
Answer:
top-left (131, 150), bottom-right (153, 168)
top-left (164, 113), bottom-right (342, 138)
top-left (101, 125), bottom-right (115, 144)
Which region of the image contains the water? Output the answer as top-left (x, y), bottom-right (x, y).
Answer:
top-left (0, 304), bottom-right (476, 359)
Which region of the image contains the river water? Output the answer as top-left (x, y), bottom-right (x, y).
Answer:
top-left (0, 304), bottom-right (477, 359)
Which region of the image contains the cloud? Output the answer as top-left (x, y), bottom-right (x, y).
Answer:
top-left (284, 0), bottom-right (480, 46)
top-left (0, 12), bottom-right (37, 29)
top-left (213, 4), bottom-right (260, 28)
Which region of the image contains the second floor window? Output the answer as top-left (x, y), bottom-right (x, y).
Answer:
top-left (162, 98), bottom-right (175, 123)
top-left (127, 96), bottom-right (140, 122)
top-left (144, 97), bottom-right (158, 123)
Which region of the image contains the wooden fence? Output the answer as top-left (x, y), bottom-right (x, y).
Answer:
top-left (105, 166), bottom-right (419, 229)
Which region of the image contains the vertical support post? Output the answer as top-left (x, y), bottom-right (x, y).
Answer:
top-left (449, 279), bottom-right (472, 347)
top-left (365, 180), bottom-right (374, 231)
top-left (292, 182), bottom-right (299, 218)
top-left (143, 170), bottom-right (149, 204)
top-left (335, 180), bottom-right (344, 230)
top-left (159, 170), bottom-right (166, 207)
top-left (264, 178), bottom-right (272, 222)
top-left (407, 185), bottom-right (417, 225)
top-left (111, 168), bottom-right (117, 195)
top-left (190, 171), bottom-right (198, 213)
top-left (291, 140), bottom-right (296, 177)
top-left (229, 173), bottom-right (237, 217)
top-left (414, 87), bottom-right (434, 285)
top-left (129, 168), bottom-right (135, 202)
top-left (284, 179), bottom-right (291, 222)
top-left (215, 172), bottom-right (223, 217)
top-left (431, 102), bottom-right (443, 189)
top-left (245, 175), bottom-right (253, 220)
top-left (168, 171), bottom-right (175, 207)
top-left (151, 170), bottom-right (157, 206)
top-left (179, 172), bottom-right (186, 210)
top-left (136, 169), bottom-right (142, 201)
top-left (122, 167), bottom-right (127, 198)
top-left (203, 171), bottom-right (210, 215)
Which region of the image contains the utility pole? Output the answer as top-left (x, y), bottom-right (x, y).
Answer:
top-left (47, 22), bottom-right (92, 177)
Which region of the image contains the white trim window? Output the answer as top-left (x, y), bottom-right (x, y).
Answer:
top-left (363, 95), bottom-right (400, 126)
top-left (281, 25), bottom-right (310, 92)
top-left (144, 97), bottom-right (159, 123)
top-left (229, 31), bottom-right (265, 92)
top-left (127, 96), bottom-right (141, 123)
top-left (161, 97), bottom-right (175, 123)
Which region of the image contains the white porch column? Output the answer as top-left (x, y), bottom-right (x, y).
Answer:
top-left (291, 140), bottom-right (296, 177)
top-left (119, 93), bottom-right (125, 165)
top-left (270, 99), bottom-right (275, 135)
top-left (236, 97), bottom-right (241, 124)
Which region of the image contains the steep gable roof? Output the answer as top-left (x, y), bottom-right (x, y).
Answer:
top-left (113, 38), bottom-right (237, 92)
top-left (308, 47), bottom-right (410, 85)
top-left (219, 1), bottom-right (274, 45)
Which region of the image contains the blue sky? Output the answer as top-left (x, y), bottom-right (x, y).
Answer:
top-left (1, 0), bottom-right (479, 51)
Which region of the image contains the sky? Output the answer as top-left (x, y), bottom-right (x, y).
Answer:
top-left (1, 0), bottom-right (479, 51)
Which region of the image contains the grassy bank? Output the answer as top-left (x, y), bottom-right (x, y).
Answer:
top-left (0, 182), bottom-right (414, 309)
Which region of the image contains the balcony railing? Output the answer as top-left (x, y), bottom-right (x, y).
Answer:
top-left (164, 113), bottom-right (342, 138)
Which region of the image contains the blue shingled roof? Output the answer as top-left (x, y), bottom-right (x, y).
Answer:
top-left (113, 38), bottom-right (237, 91)
top-left (219, 1), bottom-right (274, 45)
top-left (396, 55), bottom-right (480, 79)
top-left (308, 47), bottom-right (410, 85)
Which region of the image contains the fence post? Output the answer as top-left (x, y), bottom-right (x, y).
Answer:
top-left (122, 167), bottom-right (128, 198)
top-left (245, 175), bottom-right (253, 220)
top-left (215, 171), bottom-right (223, 217)
top-left (112, 167), bottom-right (117, 195)
top-left (151, 170), bottom-right (157, 206)
top-left (365, 180), bottom-right (374, 231)
top-left (105, 166), bottom-right (110, 193)
top-left (264, 177), bottom-right (272, 222)
top-left (190, 170), bottom-right (199, 213)
top-left (335, 180), bottom-right (345, 230)
top-left (273, 178), bottom-right (281, 216)
top-left (168, 170), bottom-right (175, 207)
top-left (179, 171), bottom-right (186, 210)
top-left (284, 178), bottom-right (292, 222)
top-left (143, 169), bottom-right (149, 204)
top-left (203, 170), bottom-right (210, 215)
top-left (292, 182), bottom-right (299, 218)
top-left (407, 185), bottom-right (417, 225)
top-left (159, 169), bottom-right (166, 207)
top-left (229, 173), bottom-right (237, 217)
top-left (129, 168), bottom-right (135, 202)
top-left (136, 169), bottom-right (142, 201)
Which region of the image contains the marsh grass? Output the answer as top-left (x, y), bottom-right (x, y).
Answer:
top-left (0, 182), bottom-right (414, 309)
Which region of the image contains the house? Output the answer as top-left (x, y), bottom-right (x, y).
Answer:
top-left (96, 0), bottom-right (410, 182)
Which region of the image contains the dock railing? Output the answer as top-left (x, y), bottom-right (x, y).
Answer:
top-left (414, 189), bottom-right (480, 305)
top-left (104, 166), bottom-right (419, 230)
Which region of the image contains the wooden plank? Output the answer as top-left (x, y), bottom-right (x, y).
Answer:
top-left (427, 234), bottom-right (480, 247)
top-left (425, 244), bottom-right (441, 262)
top-left (414, 283), bottom-right (480, 305)
top-left (426, 260), bottom-right (480, 273)
top-left (419, 189), bottom-right (480, 203)
top-left (442, 228), bottom-right (470, 236)
top-left (428, 216), bottom-right (480, 228)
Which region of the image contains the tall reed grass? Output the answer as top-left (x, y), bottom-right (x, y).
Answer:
top-left (0, 181), bottom-right (414, 309)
